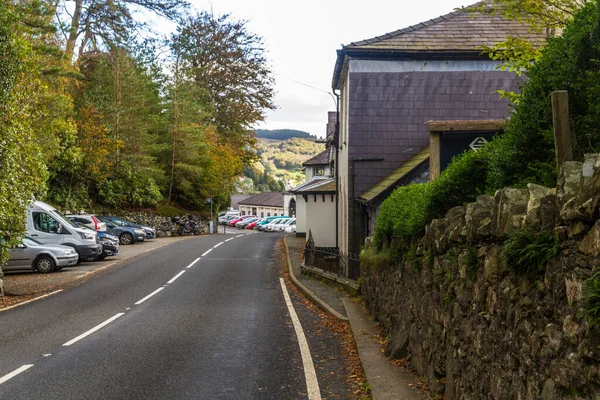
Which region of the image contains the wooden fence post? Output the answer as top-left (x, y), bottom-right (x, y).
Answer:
top-left (551, 90), bottom-right (573, 168)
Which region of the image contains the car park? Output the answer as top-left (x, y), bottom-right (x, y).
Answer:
top-left (98, 216), bottom-right (156, 240)
top-left (5, 237), bottom-right (79, 273)
top-left (97, 217), bottom-right (146, 245)
top-left (26, 201), bottom-right (103, 262)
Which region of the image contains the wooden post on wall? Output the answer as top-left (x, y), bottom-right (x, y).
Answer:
top-left (551, 91), bottom-right (573, 168)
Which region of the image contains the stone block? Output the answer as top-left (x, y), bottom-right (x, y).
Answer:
top-left (491, 188), bottom-right (529, 237)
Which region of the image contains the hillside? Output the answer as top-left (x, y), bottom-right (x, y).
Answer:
top-left (255, 128), bottom-right (318, 141)
top-left (236, 137), bottom-right (325, 194)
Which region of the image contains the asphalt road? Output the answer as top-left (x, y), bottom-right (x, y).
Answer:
top-left (0, 231), bottom-right (352, 399)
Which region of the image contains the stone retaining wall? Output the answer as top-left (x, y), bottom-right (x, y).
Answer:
top-left (361, 154), bottom-right (600, 399)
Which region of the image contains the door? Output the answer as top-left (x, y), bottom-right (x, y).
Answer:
top-left (30, 212), bottom-right (65, 245)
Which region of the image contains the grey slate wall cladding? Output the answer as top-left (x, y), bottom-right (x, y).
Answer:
top-left (348, 71), bottom-right (522, 198)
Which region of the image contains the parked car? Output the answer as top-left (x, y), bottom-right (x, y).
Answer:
top-left (65, 213), bottom-right (106, 232)
top-left (229, 215), bottom-right (256, 227)
top-left (71, 222), bottom-right (120, 260)
top-left (98, 216), bottom-right (156, 239)
top-left (273, 218), bottom-right (296, 232)
top-left (285, 224), bottom-right (296, 233)
top-left (256, 216), bottom-right (290, 231)
top-left (5, 237), bottom-right (79, 273)
top-left (264, 218), bottom-right (291, 232)
top-left (26, 201), bottom-right (102, 262)
top-left (246, 219), bottom-right (263, 230)
top-left (236, 217), bottom-right (259, 229)
top-left (97, 217), bottom-right (146, 245)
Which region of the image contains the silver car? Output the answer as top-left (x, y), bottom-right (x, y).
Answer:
top-left (5, 237), bottom-right (79, 273)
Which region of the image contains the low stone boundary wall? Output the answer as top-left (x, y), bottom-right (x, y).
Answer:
top-left (361, 154), bottom-right (600, 398)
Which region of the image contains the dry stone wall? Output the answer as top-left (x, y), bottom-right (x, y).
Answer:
top-left (361, 154), bottom-right (600, 399)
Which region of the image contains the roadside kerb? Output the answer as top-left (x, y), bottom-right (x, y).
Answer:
top-left (282, 236), bottom-right (348, 322)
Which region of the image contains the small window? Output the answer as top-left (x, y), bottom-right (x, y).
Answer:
top-left (33, 212), bottom-right (61, 234)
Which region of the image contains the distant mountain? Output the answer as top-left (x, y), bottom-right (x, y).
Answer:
top-left (255, 129), bottom-right (317, 141)
top-left (235, 137), bottom-right (324, 194)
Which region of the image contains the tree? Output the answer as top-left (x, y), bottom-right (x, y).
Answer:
top-left (59, 0), bottom-right (187, 61)
top-left (0, 0), bottom-right (48, 272)
top-left (173, 11), bottom-right (276, 164)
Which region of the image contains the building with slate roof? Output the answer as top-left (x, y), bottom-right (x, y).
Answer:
top-left (331, 1), bottom-right (546, 278)
top-left (238, 192), bottom-right (294, 219)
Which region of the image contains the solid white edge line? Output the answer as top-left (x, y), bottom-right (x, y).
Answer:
top-left (167, 270), bottom-right (186, 284)
top-left (213, 242), bottom-right (223, 248)
top-left (63, 313), bottom-right (124, 347)
top-left (279, 278), bottom-right (322, 400)
top-left (0, 364), bottom-right (34, 385)
top-left (134, 287), bottom-right (164, 305)
top-left (186, 258), bottom-right (200, 269)
top-left (0, 290), bottom-right (63, 313)
top-left (201, 249), bottom-right (212, 257)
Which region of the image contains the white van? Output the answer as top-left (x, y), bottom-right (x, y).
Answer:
top-left (26, 201), bottom-right (103, 262)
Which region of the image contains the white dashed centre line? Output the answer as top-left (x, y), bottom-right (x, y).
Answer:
top-left (134, 287), bottom-right (164, 305)
top-left (186, 258), bottom-right (200, 269)
top-left (0, 365), bottom-right (34, 385)
top-left (167, 270), bottom-right (186, 284)
top-left (201, 249), bottom-right (212, 257)
top-left (279, 278), bottom-right (322, 400)
top-left (63, 313), bottom-right (124, 347)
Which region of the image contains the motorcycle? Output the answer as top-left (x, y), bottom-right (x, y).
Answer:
top-left (171, 216), bottom-right (200, 236)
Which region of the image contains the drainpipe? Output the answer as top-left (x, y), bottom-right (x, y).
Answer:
top-left (333, 89), bottom-right (340, 250)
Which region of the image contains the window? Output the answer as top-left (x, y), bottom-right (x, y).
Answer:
top-left (33, 212), bottom-right (61, 234)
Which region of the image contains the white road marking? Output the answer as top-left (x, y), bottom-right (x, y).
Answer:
top-left (201, 249), bottom-right (212, 257)
top-left (213, 242), bottom-right (223, 248)
top-left (0, 365), bottom-right (34, 385)
top-left (0, 290), bottom-right (63, 313)
top-left (225, 238), bottom-right (234, 242)
top-left (279, 278), bottom-right (322, 400)
top-left (167, 270), bottom-right (186, 284)
top-left (186, 258), bottom-right (201, 269)
top-left (134, 288), bottom-right (164, 305)
top-left (63, 313), bottom-right (124, 346)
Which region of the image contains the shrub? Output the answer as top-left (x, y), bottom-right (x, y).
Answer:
top-left (486, 1), bottom-right (600, 191)
top-left (501, 229), bottom-right (560, 275)
top-left (374, 183), bottom-right (430, 251)
top-left (426, 146), bottom-right (491, 220)
top-left (583, 270), bottom-right (600, 328)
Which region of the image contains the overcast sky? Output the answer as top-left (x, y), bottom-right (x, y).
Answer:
top-left (188, 0), bottom-right (476, 138)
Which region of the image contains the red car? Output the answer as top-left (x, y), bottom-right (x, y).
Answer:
top-left (246, 218), bottom-right (263, 230)
top-left (228, 215), bottom-right (256, 226)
